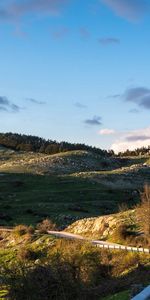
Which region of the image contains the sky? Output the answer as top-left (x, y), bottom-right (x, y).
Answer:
top-left (0, 0), bottom-right (150, 153)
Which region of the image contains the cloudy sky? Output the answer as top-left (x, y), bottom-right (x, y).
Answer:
top-left (0, 0), bottom-right (150, 152)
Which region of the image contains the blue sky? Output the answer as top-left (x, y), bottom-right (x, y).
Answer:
top-left (0, 0), bottom-right (150, 152)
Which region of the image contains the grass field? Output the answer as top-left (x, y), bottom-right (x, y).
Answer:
top-left (0, 150), bottom-right (150, 228)
top-left (0, 172), bottom-right (135, 227)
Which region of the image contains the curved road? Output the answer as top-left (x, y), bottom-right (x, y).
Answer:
top-left (47, 230), bottom-right (150, 254)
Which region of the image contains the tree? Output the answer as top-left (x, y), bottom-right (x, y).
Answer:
top-left (136, 185), bottom-right (150, 238)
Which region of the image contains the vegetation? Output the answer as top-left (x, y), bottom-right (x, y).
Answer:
top-left (13, 224), bottom-right (35, 237)
top-left (37, 219), bottom-right (57, 233)
top-left (0, 132), bottom-right (110, 156)
top-left (118, 146), bottom-right (150, 157)
top-left (0, 234), bottom-right (150, 300)
top-left (102, 290), bottom-right (130, 300)
top-left (1, 133), bottom-right (150, 299)
top-left (0, 172), bottom-right (139, 228)
top-left (136, 185), bottom-right (150, 239)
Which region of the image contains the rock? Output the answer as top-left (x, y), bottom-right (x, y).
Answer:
top-left (66, 210), bottom-right (136, 239)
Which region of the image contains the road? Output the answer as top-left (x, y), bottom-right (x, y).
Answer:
top-left (47, 230), bottom-right (150, 253)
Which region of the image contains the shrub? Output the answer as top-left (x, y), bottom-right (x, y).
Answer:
top-left (111, 224), bottom-right (130, 243)
top-left (17, 247), bottom-right (37, 261)
top-left (13, 225), bottom-right (35, 237)
top-left (118, 203), bottom-right (129, 212)
top-left (136, 185), bottom-right (150, 238)
top-left (13, 225), bottom-right (29, 237)
top-left (112, 252), bottom-right (140, 276)
top-left (48, 240), bottom-right (110, 286)
top-left (134, 235), bottom-right (150, 247)
top-left (3, 263), bottom-right (81, 300)
top-left (37, 219), bottom-right (57, 234)
top-left (27, 226), bottom-right (35, 235)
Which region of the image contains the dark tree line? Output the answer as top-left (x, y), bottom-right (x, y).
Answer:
top-left (0, 132), bottom-right (111, 156)
top-left (118, 146), bottom-right (150, 157)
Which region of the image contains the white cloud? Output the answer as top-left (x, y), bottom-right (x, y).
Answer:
top-left (99, 128), bottom-right (116, 135)
top-left (101, 0), bottom-right (149, 21)
top-left (111, 127), bottom-right (150, 153)
top-left (0, 0), bottom-right (68, 21)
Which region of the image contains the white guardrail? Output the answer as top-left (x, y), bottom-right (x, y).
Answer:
top-left (93, 242), bottom-right (150, 253)
top-left (131, 285), bottom-right (150, 300)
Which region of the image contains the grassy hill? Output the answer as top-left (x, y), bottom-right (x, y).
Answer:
top-left (1, 143), bottom-right (150, 299)
top-left (0, 149), bottom-right (122, 175)
top-left (0, 146), bottom-right (150, 228)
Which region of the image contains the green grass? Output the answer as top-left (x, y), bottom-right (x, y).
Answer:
top-left (102, 290), bottom-right (130, 300)
top-left (0, 172), bottom-right (135, 227)
top-left (1, 151), bottom-right (150, 228)
top-left (0, 249), bottom-right (16, 264)
top-left (0, 150), bottom-right (116, 175)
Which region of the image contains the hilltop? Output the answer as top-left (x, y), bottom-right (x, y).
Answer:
top-left (0, 149), bottom-right (120, 175)
top-left (0, 132), bottom-right (110, 156)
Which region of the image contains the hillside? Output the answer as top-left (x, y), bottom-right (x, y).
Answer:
top-left (66, 210), bottom-right (136, 240)
top-left (1, 224), bottom-right (150, 300)
top-left (1, 139), bottom-right (150, 299)
top-left (0, 149), bottom-right (120, 175)
top-left (1, 144), bottom-right (150, 228)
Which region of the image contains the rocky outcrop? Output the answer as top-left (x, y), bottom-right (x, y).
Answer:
top-left (66, 210), bottom-right (135, 239)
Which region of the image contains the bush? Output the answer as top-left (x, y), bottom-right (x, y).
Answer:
top-left (27, 226), bottom-right (35, 235)
top-left (112, 224), bottom-right (130, 243)
top-left (37, 219), bottom-right (57, 234)
top-left (3, 263), bottom-right (82, 300)
top-left (134, 235), bottom-right (150, 247)
top-left (17, 247), bottom-right (38, 261)
top-left (48, 240), bottom-right (110, 286)
top-left (111, 252), bottom-right (140, 276)
top-left (136, 185), bottom-right (150, 238)
top-left (1, 238), bottom-right (146, 300)
top-left (12, 225), bottom-right (35, 240)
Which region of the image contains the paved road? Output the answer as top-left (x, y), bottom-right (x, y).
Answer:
top-left (47, 231), bottom-right (150, 253)
top-left (47, 230), bottom-right (118, 245)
